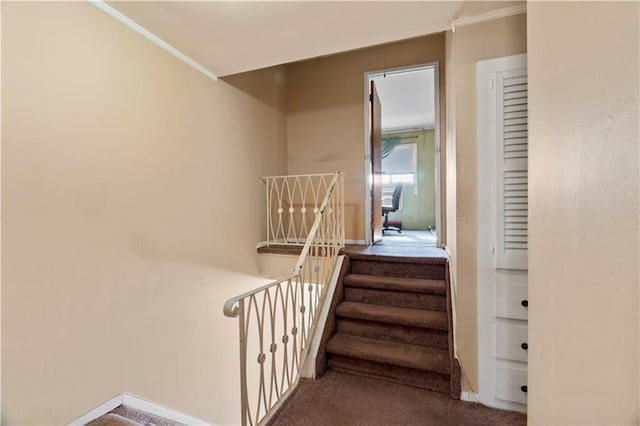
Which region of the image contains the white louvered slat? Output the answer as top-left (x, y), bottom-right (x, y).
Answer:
top-left (497, 72), bottom-right (528, 270)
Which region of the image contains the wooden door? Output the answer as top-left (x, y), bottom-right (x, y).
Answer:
top-left (370, 81), bottom-right (383, 243)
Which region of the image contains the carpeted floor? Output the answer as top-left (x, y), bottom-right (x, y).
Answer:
top-left (344, 243), bottom-right (447, 260)
top-left (268, 372), bottom-right (526, 426)
top-left (379, 230), bottom-right (437, 247)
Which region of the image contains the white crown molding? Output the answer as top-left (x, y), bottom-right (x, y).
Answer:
top-left (450, 4), bottom-right (527, 32)
top-left (88, 1), bottom-right (218, 81)
top-left (69, 393), bottom-right (212, 426)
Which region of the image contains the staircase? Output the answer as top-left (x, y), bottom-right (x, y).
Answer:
top-left (317, 251), bottom-right (461, 398)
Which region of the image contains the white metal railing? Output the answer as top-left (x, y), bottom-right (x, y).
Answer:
top-left (261, 173), bottom-right (343, 246)
top-left (223, 172), bottom-right (344, 426)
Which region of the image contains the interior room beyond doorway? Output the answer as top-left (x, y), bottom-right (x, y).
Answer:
top-left (369, 65), bottom-right (439, 247)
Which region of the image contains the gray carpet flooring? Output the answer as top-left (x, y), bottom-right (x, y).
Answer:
top-left (344, 243), bottom-right (447, 260)
top-left (378, 230), bottom-right (437, 247)
top-left (268, 371), bottom-right (526, 426)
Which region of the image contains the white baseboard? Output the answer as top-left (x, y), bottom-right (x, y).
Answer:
top-left (460, 391), bottom-right (480, 403)
top-left (462, 392), bottom-right (527, 414)
top-left (69, 393), bottom-right (212, 426)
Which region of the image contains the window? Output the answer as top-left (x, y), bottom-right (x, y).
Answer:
top-left (381, 143), bottom-right (417, 185)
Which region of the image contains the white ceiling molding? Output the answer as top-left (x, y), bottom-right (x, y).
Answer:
top-left (89, 0), bottom-right (218, 81)
top-left (450, 4), bottom-right (527, 32)
top-left (105, 1), bottom-right (464, 76)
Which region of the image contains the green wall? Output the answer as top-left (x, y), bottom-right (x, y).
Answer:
top-left (384, 129), bottom-right (436, 230)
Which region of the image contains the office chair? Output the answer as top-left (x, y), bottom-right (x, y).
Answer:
top-left (382, 182), bottom-right (403, 233)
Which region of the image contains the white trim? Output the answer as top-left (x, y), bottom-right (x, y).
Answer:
top-left (364, 62), bottom-right (442, 246)
top-left (69, 393), bottom-right (212, 426)
top-left (301, 256), bottom-right (344, 378)
top-left (460, 391), bottom-right (480, 403)
top-left (257, 239), bottom-right (365, 249)
top-left (433, 62), bottom-right (442, 248)
top-left (451, 5), bottom-right (527, 32)
top-left (70, 394), bottom-right (122, 426)
top-left (89, 1), bottom-right (218, 81)
top-left (462, 392), bottom-right (527, 414)
top-left (363, 76), bottom-right (373, 244)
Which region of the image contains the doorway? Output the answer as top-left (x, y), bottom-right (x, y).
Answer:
top-left (364, 63), bottom-right (441, 247)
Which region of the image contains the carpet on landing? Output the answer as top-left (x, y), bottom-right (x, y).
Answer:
top-left (268, 371), bottom-right (526, 426)
top-left (344, 244), bottom-right (447, 260)
top-left (378, 230), bottom-right (437, 247)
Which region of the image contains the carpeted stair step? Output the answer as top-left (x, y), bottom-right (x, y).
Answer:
top-left (344, 286), bottom-right (447, 311)
top-left (326, 334), bottom-right (450, 375)
top-left (350, 259), bottom-right (445, 280)
top-left (343, 274), bottom-right (447, 311)
top-left (343, 274), bottom-right (446, 295)
top-left (337, 318), bottom-right (449, 349)
top-left (327, 354), bottom-right (450, 393)
top-left (336, 301), bottom-right (448, 331)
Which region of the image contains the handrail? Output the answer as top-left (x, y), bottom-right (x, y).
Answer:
top-left (292, 172), bottom-right (340, 273)
top-left (223, 171), bottom-right (344, 426)
top-left (260, 172), bottom-right (336, 179)
top-left (224, 172), bottom-right (341, 318)
top-left (222, 274), bottom-right (297, 318)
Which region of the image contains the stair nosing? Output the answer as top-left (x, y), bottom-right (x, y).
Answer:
top-left (343, 274), bottom-right (446, 295)
top-left (336, 301), bottom-right (448, 331)
top-left (346, 252), bottom-right (448, 265)
top-left (326, 334), bottom-right (450, 375)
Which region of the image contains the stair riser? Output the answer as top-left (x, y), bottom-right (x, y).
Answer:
top-left (327, 354), bottom-right (450, 393)
top-left (350, 260), bottom-right (445, 280)
top-left (337, 319), bottom-right (449, 350)
top-left (344, 287), bottom-right (447, 312)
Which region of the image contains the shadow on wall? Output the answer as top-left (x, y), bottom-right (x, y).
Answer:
top-left (222, 65), bottom-right (288, 112)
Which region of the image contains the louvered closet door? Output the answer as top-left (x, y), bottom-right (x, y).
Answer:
top-left (496, 71), bottom-right (528, 271)
top-left (477, 53), bottom-right (528, 413)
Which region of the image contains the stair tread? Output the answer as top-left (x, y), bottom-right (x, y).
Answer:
top-left (336, 301), bottom-right (448, 331)
top-left (326, 334), bottom-right (450, 375)
top-left (343, 274), bottom-right (446, 295)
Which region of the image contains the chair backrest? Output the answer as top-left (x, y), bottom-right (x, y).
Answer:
top-left (390, 182), bottom-right (403, 211)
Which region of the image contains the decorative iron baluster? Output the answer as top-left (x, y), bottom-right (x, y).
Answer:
top-left (225, 172), bottom-right (344, 426)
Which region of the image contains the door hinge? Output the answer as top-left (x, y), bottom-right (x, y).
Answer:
top-left (490, 79), bottom-right (495, 91)
top-left (369, 93), bottom-right (373, 102)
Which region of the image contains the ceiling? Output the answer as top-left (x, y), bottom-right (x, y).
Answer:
top-left (373, 68), bottom-right (435, 132)
top-left (107, 1), bottom-right (465, 77)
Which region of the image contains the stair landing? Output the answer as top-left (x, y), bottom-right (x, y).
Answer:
top-left (267, 371), bottom-right (526, 426)
top-left (344, 244), bottom-right (448, 262)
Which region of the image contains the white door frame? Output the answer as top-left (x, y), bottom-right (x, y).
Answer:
top-left (363, 62), bottom-right (442, 246)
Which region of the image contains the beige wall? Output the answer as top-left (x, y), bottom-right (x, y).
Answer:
top-left (384, 129), bottom-right (437, 230)
top-left (2, 2), bottom-right (287, 424)
top-left (285, 34), bottom-right (446, 242)
top-left (528, 2), bottom-right (639, 424)
top-left (450, 13), bottom-right (527, 392)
